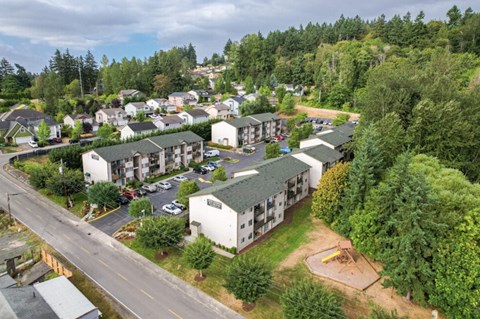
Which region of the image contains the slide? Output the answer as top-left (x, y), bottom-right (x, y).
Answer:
top-left (322, 251), bottom-right (340, 263)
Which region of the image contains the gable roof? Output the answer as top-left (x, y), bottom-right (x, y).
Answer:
top-left (248, 112), bottom-right (280, 122)
top-left (210, 103), bottom-right (229, 111)
top-left (296, 144), bottom-right (343, 163)
top-left (154, 115), bottom-right (183, 125)
top-left (0, 109), bottom-right (50, 122)
top-left (236, 156), bottom-right (311, 184)
top-left (183, 109), bottom-right (209, 118)
top-left (124, 122), bottom-right (156, 132)
top-left (223, 117), bottom-right (260, 128)
top-left (228, 96), bottom-right (246, 104)
top-left (65, 113), bottom-right (92, 121)
top-left (92, 140), bottom-right (161, 162)
top-left (98, 108), bottom-right (126, 115)
top-left (317, 131), bottom-right (351, 147)
top-left (190, 174), bottom-right (285, 213)
top-left (147, 131), bottom-right (203, 148)
top-left (119, 89), bottom-right (142, 96)
top-left (125, 102), bottom-right (147, 109)
top-left (169, 92), bottom-right (193, 98)
top-left (332, 122), bottom-right (355, 137)
top-left (0, 286), bottom-right (59, 319)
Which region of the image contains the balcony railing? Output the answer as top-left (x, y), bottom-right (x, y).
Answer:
top-left (254, 207), bottom-right (264, 217)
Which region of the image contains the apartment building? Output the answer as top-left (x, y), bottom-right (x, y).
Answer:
top-left (82, 131), bottom-right (204, 186)
top-left (211, 112), bottom-right (282, 148)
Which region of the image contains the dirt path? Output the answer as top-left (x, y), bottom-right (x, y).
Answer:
top-left (282, 105), bottom-right (361, 120)
top-left (279, 219), bottom-right (442, 319)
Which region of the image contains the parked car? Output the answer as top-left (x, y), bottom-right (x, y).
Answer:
top-left (172, 200), bottom-right (186, 210)
top-left (117, 195), bottom-right (130, 205)
top-left (280, 147), bottom-right (292, 154)
top-left (281, 133), bottom-right (290, 138)
top-left (122, 190), bottom-right (139, 200)
top-left (136, 189), bottom-right (147, 196)
top-left (276, 135), bottom-right (285, 141)
top-left (204, 149), bottom-right (220, 158)
top-left (162, 204), bottom-right (182, 215)
top-left (173, 175), bottom-right (189, 182)
top-left (264, 137), bottom-right (277, 143)
top-left (194, 167), bottom-right (207, 175)
top-left (52, 137), bottom-right (62, 143)
top-left (202, 165), bottom-right (215, 172)
top-left (28, 140), bottom-right (39, 148)
top-left (244, 144), bottom-right (256, 152)
top-left (141, 184), bottom-right (157, 193)
top-left (207, 161), bottom-right (221, 168)
top-left (69, 138), bottom-right (79, 144)
top-left (156, 181), bottom-right (172, 190)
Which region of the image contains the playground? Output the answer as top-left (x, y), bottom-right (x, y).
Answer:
top-left (305, 240), bottom-right (380, 290)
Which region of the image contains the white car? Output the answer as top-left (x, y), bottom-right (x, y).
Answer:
top-left (201, 165), bottom-right (215, 172)
top-left (162, 204), bottom-right (182, 215)
top-left (244, 144), bottom-right (256, 152)
top-left (173, 175), bottom-right (189, 182)
top-left (156, 181), bottom-right (172, 190)
top-left (141, 184), bottom-right (157, 193)
top-left (172, 200), bottom-right (186, 210)
top-left (28, 140), bottom-right (39, 148)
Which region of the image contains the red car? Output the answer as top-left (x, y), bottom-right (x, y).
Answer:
top-left (276, 135), bottom-right (285, 141)
top-left (122, 190), bottom-right (139, 200)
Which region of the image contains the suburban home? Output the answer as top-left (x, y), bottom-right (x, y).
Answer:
top-left (299, 123), bottom-right (354, 157)
top-left (189, 156), bottom-right (310, 252)
top-left (211, 112), bottom-right (282, 148)
top-left (188, 89), bottom-right (211, 102)
top-left (0, 274), bottom-right (101, 319)
top-left (204, 103), bottom-right (230, 120)
top-left (146, 98), bottom-right (176, 113)
top-left (244, 93), bottom-right (258, 102)
top-left (124, 102), bottom-right (153, 117)
top-left (63, 113), bottom-right (99, 132)
top-left (9, 102), bottom-right (29, 110)
top-left (233, 83), bottom-right (246, 96)
top-left (82, 131), bottom-right (204, 186)
top-left (153, 115), bottom-right (184, 131)
top-left (0, 109), bottom-right (61, 144)
top-left (179, 109), bottom-right (209, 125)
top-left (118, 89), bottom-right (145, 104)
top-left (95, 108), bottom-right (128, 127)
top-left (120, 122), bottom-right (157, 140)
top-left (168, 92), bottom-right (197, 110)
top-left (223, 96), bottom-right (246, 116)
top-left (292, 144), bottom-right (343, 189)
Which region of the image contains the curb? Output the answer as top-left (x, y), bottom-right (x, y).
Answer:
top-left (87, 206), bottom-right (121, 223)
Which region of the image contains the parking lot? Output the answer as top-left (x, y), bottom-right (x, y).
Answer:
top-left (90, 139), bottom-right (289, 236)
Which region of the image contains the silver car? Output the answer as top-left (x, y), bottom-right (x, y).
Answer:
top-left (162, 204), bottom-right (182, 215)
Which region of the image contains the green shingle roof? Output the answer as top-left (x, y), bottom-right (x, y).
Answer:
top-left (191, 174), bottom-right (285, 213)
top-left (298, 144), bottom-right (343, 163)
top-left (147, 131), bottom-right (203, 148)
top-left (236, 156), bottom-right (311, 184)
top-left (224, 117), bottom-right (260, 128)
top-left (93, 140), bottom-right (161, 162)
top-left (317, 131), bottom-right (351, 147)
top-left (248, 112), bottom-right (280, 122)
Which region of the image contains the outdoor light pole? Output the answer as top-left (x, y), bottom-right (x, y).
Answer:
top-left (6, 192), bottom-right (25, 225)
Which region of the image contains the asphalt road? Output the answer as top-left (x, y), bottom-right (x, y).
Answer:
top-left (91, 140), bottom-right (288, 236)
top-left (0, 152), bottom-right (244, 319)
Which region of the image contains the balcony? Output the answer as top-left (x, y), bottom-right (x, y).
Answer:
top-left (267, 201), bottom-right (275, 210)
top-left (288, 182), bottom-right (296, 189)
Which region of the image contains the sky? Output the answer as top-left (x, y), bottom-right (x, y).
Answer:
top-left (0, 0), bottom-right (479, 73)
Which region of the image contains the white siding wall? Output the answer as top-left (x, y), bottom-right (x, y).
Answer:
top-left (211, 122), bottom-right (238, 147)
top-left (124, 104), bottom-right (137, 117)
top-left (120, 127), bottom-right (134, 140)
top-left (82, 151), bottom-right (110, 183)
top-left (189, 195), bottom-right (238, 249)
top-left (237, 208), bottom-right (255, 251)
top-left (291, 153), bottom-right (324, 189)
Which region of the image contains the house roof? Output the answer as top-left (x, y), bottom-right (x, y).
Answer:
top-left (169, 92), bottom-right (193, 98)
top-left (296, 144), bottom-right (343, 163)
top-left (332, 122), bottom-right (355, 137)
top-left (34, 276), bottom-right (99, 319)
top-left (149, 98), bottom-right (168, 104)
top-left (316, 131), bottom-right (351, 147)
top-left (124, 122), bottom-right (157, 132)
top-left (119, 89), bottom-right (141, 96)
top-left (0, 286), bottom-right (59, 319)
top-left (0, 109), bottom-right (51, 122)
top-left (183, 109), bottom-right (209, 118)
top-left (248, 112), bottom-right (280, 122)
top-left (93, 140), bottom-right (161, 162)
top-left (65, 113), bottom-right (92, 121)
top-left (126, 102), bottom-right (147, 109)
top-left (229, 96), bottom-right (246, 104)
top-left (0, 274), bottom-right (16, 289)
top-left (236, 156), bottom-right (311, 184)
top-left (0, 121), bottom-right (11, 131)
top-left (147, 131), bottom-right (203, 148)
top-left (191, 174), bottom-right (285, 213)
top-left (223, 117), bottom-right (260, 128)
top-left (155, 115), bottom-right (183, 125)
top-left (211, 103), bottom-right (230, 111)
top-left (98, 108), bottom-right (126, 115)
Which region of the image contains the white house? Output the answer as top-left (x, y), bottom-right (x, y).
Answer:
top-left (179, 109), bottom-right (209, 125)
top-left (188, 90), bottom-right (211, 102)
top-left (118, 89), bottom-right (144, 104)
top-left (153, 115), bottom-right (184, 131)
top-left (63, 113), bottom-right (98, 132)
top-left (124, 102), bottom-right (152, 117)
top-left (120, 122), bottom-right (157, 140)
top-left (211, 112), bottom-right (282, 148)
top-left (244, 93), bottom-right (258, 102)
top-left (95, 108), bottom-right (128, 127)
top-left (146, 98), bottom-right (176, 113)
top-left (168, 92), bottom-right (197, 110)
top-left (223, 96), bottom-right (246, 116)
top-left (189, 156), bottom-right (310, 252)
top-left (204, 103), bottom-right (230, 120)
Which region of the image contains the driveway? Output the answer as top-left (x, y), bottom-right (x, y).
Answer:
top-left (90, 139), bottom-right (289, 236)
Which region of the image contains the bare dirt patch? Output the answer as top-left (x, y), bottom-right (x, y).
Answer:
top-left (279, 219), bottom-right (443, 319)
top-left (278, 105), bottom-right (361, 120)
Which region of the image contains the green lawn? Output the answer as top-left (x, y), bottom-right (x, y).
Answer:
top-left (126, 198), bottom-right (314, 318)
top-left (38, 189), bottom-right (88, 217)
top-left (148, 169), bottom-right (189, 183)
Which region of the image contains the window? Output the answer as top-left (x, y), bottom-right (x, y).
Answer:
top-left (91, 154), bottom-right (99, 160)
top-left (248, 233), bottom-right (252, 239)
top-left (207, 199), bottom-right (222, 209)
top-left (240, 224), bottom-right (245, 229)
top-left (279, 202), bottom-right (282, 206)
top-left (279, 213), bottom-right (282, 219)
top-left (20, 127), bottom-right (25, 132)
top-left (248, 219), bottom-right (253, 226)
top-left (241, 237), bottom-right (245, 243)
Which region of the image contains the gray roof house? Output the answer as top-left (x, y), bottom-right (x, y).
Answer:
top-left (120, 122), bottom-right (157, 140)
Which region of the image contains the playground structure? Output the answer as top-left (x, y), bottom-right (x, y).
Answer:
top-left (305, 240), bottom-right (380, 290)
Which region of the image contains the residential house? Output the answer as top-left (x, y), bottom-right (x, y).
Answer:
top-left (244, 93), bottom-right (258, 102)
top-left (120, 122), bottom-right (157, 140)
top-left (188, 90), bottom-right (211, 102)
top-left (63, 113), bottom-right (98, 132)
top-left (204, 103), bottom-right (230, 120)
top-left (0, 109), bottom-right (61, 144)
top-left (146, 98), bottom-right (176, 113)
top-left (223, 96), bottom-right (246, 116)
top-left (233, 83), bottom-right (246, 96)
top-left (179, 109), bottom-right (209, 125)
top-left (124, 102), bottom-right (153, 117)
top-left (211, 112), bottom-right (282, 148)
top-left (291, 144), bottom-right (343, 189)
top-left (168, 92), bottom-right (197, 110)
top-left (95, 108), bottom-right (128, 127)
top-left (118, 89), bottom-right (144, 104)
top-left (189, 156), bottom-right (310, 252)
top-left (82, 131), bottom-right (204, 186)
top-left (299, 123), bottom-right (354, 156)
top-left (153, 115), bottom-right (184, 131)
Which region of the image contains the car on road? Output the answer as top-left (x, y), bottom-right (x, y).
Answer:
top-left (122, 190), bottom-right (139, 200)
top-left (141, 184), bottom-right (157, 193)
top-left (264, 137), bottom-right (277, 143)
top-left (162, 204), bottom-right (182, 215)
top-left (117, 195), bottom-right (130, 205)
top-left (28, 140), bottom-right (39, 148)
top-left (202, 165), bottom-right (215, 172)
top-left (281, 133), bottom-right (290, 138)
top-left (173, 175), bottom-right (189, 182)
top-left (275, 135), bottom-right (285, 141)
top-left (135, 189), bottom-right (147, 196)
top-left (172, 200), bottom-right (186, 210)
top-left (280, 147), bottom-right (292, 154)
top-left (204, 149), bottom-right (220, 158)
top-left (243, 144), bottom-right (256, 152)
top-left (156, 181), bottom-right (172, 190)
top-left (194, 167), bottom-right (208, 175)
top-left (207, 161), bottom-right (221, 168)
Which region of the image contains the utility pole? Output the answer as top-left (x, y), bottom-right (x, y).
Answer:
top-left (60, 159), bottom-right (69, 208)
top-left (6, 192), bottom-right (24, 225)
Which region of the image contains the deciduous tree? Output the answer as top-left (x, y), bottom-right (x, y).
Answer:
top-left (176, 181), bottom-right (200, 206)
top-left (136, 216), bottom-right (184, 255)
top-left (264, 142), bottom-right (280, 159)
top-left (210, 166), bottom-right (227, 183)
top-left (36, 119), bottom-right (51, 146)
top-left (87, 181), bottom-right (119, 210)
top-left (128, 197), bottom-right (153, 218)
top-left (183, 236), bottom-right (215, 278)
